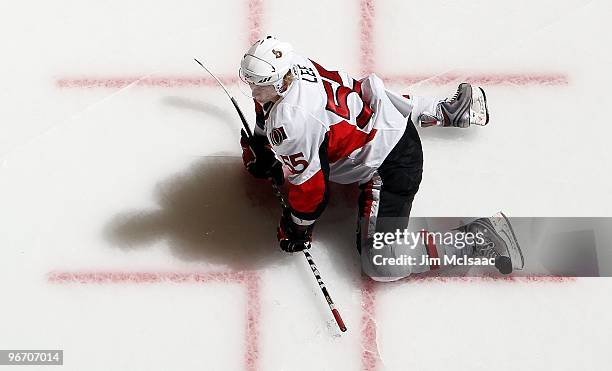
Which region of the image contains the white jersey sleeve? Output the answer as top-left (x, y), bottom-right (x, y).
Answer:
top-left (267, 102), bottom-right (329, 222)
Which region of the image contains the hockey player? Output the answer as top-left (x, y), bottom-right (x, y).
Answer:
top-left (239, 36), bottom-right (523, 280)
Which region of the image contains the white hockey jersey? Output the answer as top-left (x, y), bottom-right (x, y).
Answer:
top-left (253, 54), bottom-right (414, 221)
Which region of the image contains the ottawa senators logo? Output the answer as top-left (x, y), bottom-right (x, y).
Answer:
top-left (269, 127), bottom-right (287, 146)
top-left (272, 49), bottom-right (282, 59)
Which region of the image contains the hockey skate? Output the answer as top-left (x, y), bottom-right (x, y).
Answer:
top-left (465, 212), bottom-right (524, 274)
top-left (420, 83), bottom-right (489, 128)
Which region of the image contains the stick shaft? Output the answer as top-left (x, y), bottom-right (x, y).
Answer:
top-left (193, 58), bottom-right (253, 137)
top-left (303, 250), bottom-right (347, 332)
top-left (274, 183), bottom-right (346, 332)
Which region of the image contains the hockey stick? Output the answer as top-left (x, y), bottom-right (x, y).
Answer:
top-left (268, 182), bottom-right (347, 333)
top-left (194, 58), bottom-right (347, 333)
top-left (193, 58), bottom-right (253, 138)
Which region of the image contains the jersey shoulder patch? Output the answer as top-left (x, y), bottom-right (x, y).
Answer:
top-left (269, 126), bottom-right (288, 146)
top-left (268, 103), bottom-right (305, 143)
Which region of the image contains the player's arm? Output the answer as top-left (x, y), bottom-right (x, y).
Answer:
top-left (240, 100), bottom-right (284, 184)
top-left (272, 105), bottom-right (330, 252)
top-left (253, 100), bottom-right (268, 137)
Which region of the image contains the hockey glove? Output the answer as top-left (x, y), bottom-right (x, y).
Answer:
top-left (277, 208), bottom-right (314, 253)
top-left (240, 129), bottom-right (284, 185)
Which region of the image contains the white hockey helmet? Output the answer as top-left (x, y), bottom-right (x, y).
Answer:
top-left (239, 36), bottom-right (294, 94)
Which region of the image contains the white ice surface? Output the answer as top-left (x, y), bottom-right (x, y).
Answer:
top-left (1, 1), bottom-right (612, 370)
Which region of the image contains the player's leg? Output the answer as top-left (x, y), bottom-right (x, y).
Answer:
top-left (357, 121), bottom-right (424, 281)
top-left (421, 214), bottom-right (525, 274)
top-left (359, 204), bottom-right (524, 278)
top-left (460, 213), bottom-right (525, 271)
top-left (357, 173), bottom-right (420, 281)
top-left (386, 83), bottom-right (489, 128)
top-left (356, 120), bottom-right (521, 279)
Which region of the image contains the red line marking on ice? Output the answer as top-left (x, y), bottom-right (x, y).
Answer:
top-left (248, 0), bottom-right (263, 45)
top-left (55, 73), bottom-right (568, 89)
top-left (55, 76), bottom-right (239, 89)
top-left (244, 272), bottom-right (260, 371)
top-left (48, 271), bottom-right (261, 371)
top-left (47, 271), bottom-right (235, 283)
top-left (400, 275), bottom-right (577, 283)
top-left (384, 73), bottom-right (569, 86)
top-left (360, 0), bottom-right (376, 75)
top-left (361, 279), bottom-right (380, 371)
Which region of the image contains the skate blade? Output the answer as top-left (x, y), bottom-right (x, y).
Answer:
top-left (470, 87), bottom-right (489, 126)
top-left (491, 212), bottom-right (525, 269)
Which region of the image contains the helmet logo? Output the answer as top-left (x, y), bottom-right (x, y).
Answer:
top-left (272, 49), bottom-right (282, 59)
